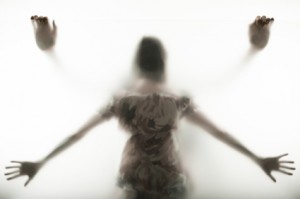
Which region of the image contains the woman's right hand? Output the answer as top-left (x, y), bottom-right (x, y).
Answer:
top-left (257, 153), bottom-right (295, 182)
top-left (5, 161), bottom-right (42, 186)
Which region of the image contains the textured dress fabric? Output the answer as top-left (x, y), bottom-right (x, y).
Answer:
top-left (113, 93), bottom-right (191, 198)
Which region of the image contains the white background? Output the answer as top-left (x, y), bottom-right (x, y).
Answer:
top-left (0, 0), bottom-right (299, 198)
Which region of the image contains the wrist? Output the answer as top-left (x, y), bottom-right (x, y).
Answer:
top-left (251, 154), bottom-right (261, 164)
top-left (37, 159), bottom-right (46, 168)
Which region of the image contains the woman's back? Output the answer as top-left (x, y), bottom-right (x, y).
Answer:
top-left (115, 92), bottom-right (190, 198)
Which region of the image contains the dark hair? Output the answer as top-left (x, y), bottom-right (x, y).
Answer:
top-left (135, 37), bottom-right (166, 81)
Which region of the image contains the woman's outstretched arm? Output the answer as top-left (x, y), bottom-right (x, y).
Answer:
top-left (40, 106), bottom-right (114, 164)
top-left (184, 105), bottom-right (295, 182)
top-left (5, 104), bottom-right (115, 186)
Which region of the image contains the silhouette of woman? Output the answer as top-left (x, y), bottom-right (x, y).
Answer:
top-left (5, 37), bottom-right (295, 199)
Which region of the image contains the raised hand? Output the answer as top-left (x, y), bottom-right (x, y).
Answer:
top-left (5, 161), bottom-right (42, 187)
top-left (258, 153), bottom-right (295, 182)
top-left (249, 15), bottom-right (274, 49)
top-left (30, 15), bottom-right (56, 50)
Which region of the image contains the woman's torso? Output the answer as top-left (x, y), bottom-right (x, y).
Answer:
top-left (114, 92), bottom-right (190, 194)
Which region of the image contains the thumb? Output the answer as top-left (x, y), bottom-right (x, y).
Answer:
top-left (267, 172), bottom-right (276, 183)
top-left (24, 177), bottom-right (32, 187)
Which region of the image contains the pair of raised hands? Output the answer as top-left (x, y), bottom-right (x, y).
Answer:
top-left (5, 154), bottom-right (295, 186)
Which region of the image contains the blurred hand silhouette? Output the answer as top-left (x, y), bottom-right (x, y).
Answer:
top-left (5, 161), bottom-right (42, 186)
top-left (258, 153), bottom-right (295, 182)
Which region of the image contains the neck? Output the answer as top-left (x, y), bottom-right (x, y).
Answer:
top-left (132, 78), bottom-right (166, 94)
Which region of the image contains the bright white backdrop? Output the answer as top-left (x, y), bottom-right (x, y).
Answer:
top-left (0, 0), bottom-right (299, 198)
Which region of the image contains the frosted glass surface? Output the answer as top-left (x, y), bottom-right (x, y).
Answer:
top-left (0, 0), bottom-right (299, 198)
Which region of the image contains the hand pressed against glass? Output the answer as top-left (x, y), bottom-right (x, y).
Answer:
top-left (31, 15), bottom-right (57, 50)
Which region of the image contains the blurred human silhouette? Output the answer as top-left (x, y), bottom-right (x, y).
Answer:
top-left (249, 15), bottom-right (274, 49)
top-left (31, 15), bottom-right (57, 50)
top-left (5, 37), bottom-right (295, 199)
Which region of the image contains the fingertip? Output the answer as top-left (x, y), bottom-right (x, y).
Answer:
top-left (278, 153), bottom-right (288, 158)
top-left (268, 174), bottom-right (276, 183)
top-left (25, 178), bottom-right (31, 187)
